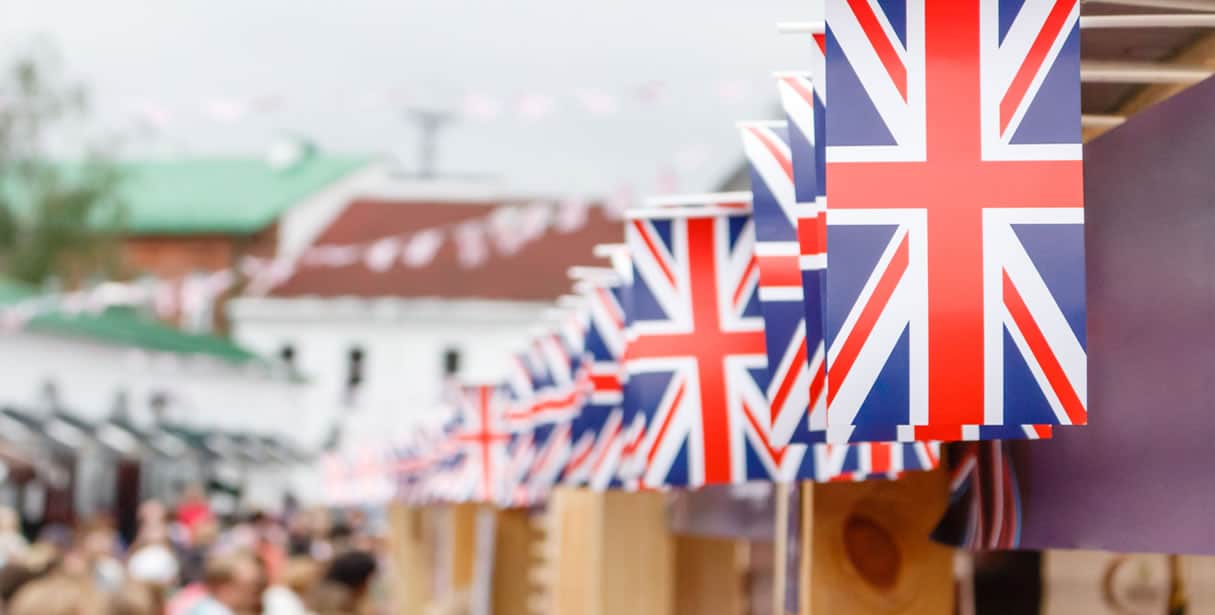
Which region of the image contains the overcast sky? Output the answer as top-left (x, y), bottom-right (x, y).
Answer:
top-left (1, 0), bottom-right (821, 197)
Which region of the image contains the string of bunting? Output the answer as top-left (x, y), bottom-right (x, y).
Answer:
top-left (0, 196), bottom-right (619, 331)
top-left (125, 76), bottom-right (767, 130)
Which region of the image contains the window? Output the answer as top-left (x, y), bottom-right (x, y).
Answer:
top-left (344, 346), bottom-right (365, 407)
top-left (279, 344), bottom-right (296, 369)
top-left (442, 347), bottom-right (461, 377)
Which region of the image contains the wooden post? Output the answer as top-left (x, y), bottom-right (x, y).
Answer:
top-left (384, 503), bottom-right (434, 615)
top-left (800, 469), bottom-right (953, 614)
top-left (550, 488), bottom-right (674, 615)
top-left (772, 482), bottom-right (791, 615)
top-left (491, 508), bottom-right (536, 615)
top-left (449, 503), bottom-right (479, 593)
top-left (674, 536), bottom-right (745, 615)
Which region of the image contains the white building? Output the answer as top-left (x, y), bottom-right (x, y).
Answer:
top-left (228, 180), bottom-right (621, 459)
top-left (0, 278), bottom-right (311, 521)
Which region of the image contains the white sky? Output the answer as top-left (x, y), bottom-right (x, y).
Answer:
top-left (1, 0), bottom-right (822, 196)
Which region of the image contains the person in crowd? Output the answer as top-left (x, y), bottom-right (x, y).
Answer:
top-left (64, 519), bottom-right (125, 593)
top-left (251, 512), bottom-right (287, 584)
top-left (309, 550), bottom-right (378, 615)
top-left (0, 507), bottom-right (28, 568)
top-left (285, 513), bottom-right (313, 559)
top-left (263, 557), bottom-right (320, 615)
top-left (176, 484), bottom-right (214, 542)
top-left (103, 581), bottom-right (164, 615)
top-left (126, 537), bottom-right (180, 595)
top-left (183, 552), bottom-right (263, 615)
top-left (178, 516), bottom-right (219, 587)
top-left (0, 541), bottom-right (61, 606)
top-left (7, 573), bottom-right (101, 615)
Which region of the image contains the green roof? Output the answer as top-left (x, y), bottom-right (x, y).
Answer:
top-left (113, 155), bottom-right (371, 234)
top-left (4, 154), bottom-right (372, 235)
top-left (0, 279), bottom-right (259, 364)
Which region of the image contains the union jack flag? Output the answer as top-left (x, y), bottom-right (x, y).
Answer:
top-left (522, 322), bottom-right (587, 502)
top-left (454, 384), bottom-right (511, 503)
top-left (932, 441), bottom-right (1024, 549)
top-left (823, 0), bottom-right (1085, 435)
top-left (785, 31), bottom-right (1053, 444)
top-left (591, 243), bottom-right (651, 490)
top-left (626, 206), bottom-right (810, 487)
top-left (564, 270), bottom-right (631, 490)
top-left (423, 416), bottom-right (473, 504)
top-left (739, 121), bottom-right (824, 449)
top-left (501, 352), bottom-right (541, 505)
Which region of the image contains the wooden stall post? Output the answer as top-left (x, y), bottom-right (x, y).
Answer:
top-left (799, 469), bottom-right (953, 614)
top-left (491, 508), bottom-right (537, 615)
top-left (385, 503), bottom-right (434, 615)
top-left (550, 488), bottom-right (674, 615)
top-left (449, 503), bottom-right (479, 593)
top-left (674, 535), bottom-right (746, 615)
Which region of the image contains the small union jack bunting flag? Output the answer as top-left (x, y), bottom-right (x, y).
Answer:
top-left (626, 204), bottom-right (812, 487)
top-left (522, 322), bottom-right (586, 503)
top-left (932, 440), bottom-right (1025, 550)
top-left (823, 0), bottom-right (1085, 434)
top-left (565, 269), bottom-right (630, 491)
top-left (592, 243), bottom-right (651, 491)
top-left (739, 121), bottom-right (824, 449)
top-left (454, 384), bottom-right (511, 503)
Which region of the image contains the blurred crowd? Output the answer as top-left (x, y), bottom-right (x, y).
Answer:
top-left (0, 485), bottom-right (387, 615)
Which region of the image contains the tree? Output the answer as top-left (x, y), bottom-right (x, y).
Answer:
top-left (0, 44), bottom-right (125, 287)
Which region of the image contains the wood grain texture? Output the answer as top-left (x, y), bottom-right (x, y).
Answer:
top-left (450, 504), bottom-right (479, 593)
top-left (674, 536), bottom-right (744, 615)
top-left (550, 489), bottom-right (673, 615)
top-left (802, 469), bottom-right (953, 614)
top-left (384, 504), bottom-right (433, 615)
top-left (492, 508), bottom-right (537, 615)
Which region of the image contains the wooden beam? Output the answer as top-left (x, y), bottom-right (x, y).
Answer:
top-left (1081, 13), bottom-right (1215, 28)
top-left (1084, 0), bottom-right (1215, 12)
top-left (800, 469), bottom-right (953, 615)
top-left (1119, 33), bottom-right (1215, 115)
top-left (1081, 60), bottom-right (1214, 83)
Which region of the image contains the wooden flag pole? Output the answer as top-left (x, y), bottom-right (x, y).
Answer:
top-left (799, 469), bottom-right (953, 614)
top-left (773, 482), bottom-right (791, 615)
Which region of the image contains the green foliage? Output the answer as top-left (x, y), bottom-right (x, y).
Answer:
top-left (0, 45), bottom-right (126, 286)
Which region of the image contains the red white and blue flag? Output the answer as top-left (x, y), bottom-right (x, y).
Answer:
top-left (454, 384), bottom-right (511, 503)
top-left (565, 269), bottom-right (631, 491)
top-left (739, 121), bottom-right (824, 448)
top-left (522, 322), bottom-right (587, 502)
top-left (823, 0), bottom-right (1085, 434)
top-left (931, 440), bottom-right (1024, 549)
top-left (592, 243), bottom-right (651, 490)
top-left (626, 205), bottom-right (810, 487)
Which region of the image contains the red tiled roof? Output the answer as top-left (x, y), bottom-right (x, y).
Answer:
top-left (271, 198), bottom-right (622, 301)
